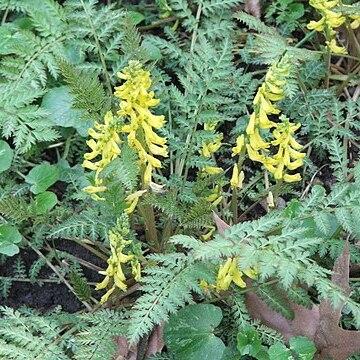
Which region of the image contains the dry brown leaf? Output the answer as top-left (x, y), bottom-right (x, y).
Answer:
top-left (244, 0), bottom-right (261, 18)
top-left (115, 324), bottom-right (164, 360)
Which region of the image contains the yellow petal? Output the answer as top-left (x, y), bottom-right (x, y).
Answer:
top-left (95, 275), bottom-right (110, 290)
top-left (144, 162), bottom-right (152, 187)
top-left (246, 144), bottom-right (265, 163)
top-left (203, 166), bottom-right (223, 175)
top-left (83, 185), bottom-right (107, 194)
top-left (230, 163), bottom-right (239, 189)
top-left (100, 286), bottom-right (115, 304)
top-left (246, 113), bottom-right (256, 135)
top-left (232, 270), bottom-right (246, 288)
top-left (283, 173), bottom-right (302, 182)
top-left (232, 134), bottom-right (245, 156)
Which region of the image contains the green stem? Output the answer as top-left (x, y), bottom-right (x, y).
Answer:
top-left (294, 29), bottom-right (317, 48)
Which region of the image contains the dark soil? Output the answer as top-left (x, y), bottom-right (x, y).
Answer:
top-left (0, 239), bottom-right (106, 312)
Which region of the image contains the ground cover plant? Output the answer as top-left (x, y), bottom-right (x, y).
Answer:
top-left (0, 0), bottom-right (360, 359)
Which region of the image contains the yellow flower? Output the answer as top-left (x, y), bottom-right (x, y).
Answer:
top-left (307, 18), bottom-right (325, 31)
top-left (350, 15), bottom-right (360, 29)
top-left (96, 221), bottom-right (142, 303)
top-left (115, 61), bottom-right (168, 185)
top-left (216, 257), bottom-right (257, 292)
top-left (124, 190), bottom-right (147, 214)
top-left (203, 166), bottom-right (223, 175)
top-left (232, 54), bottom-right (304, 184)
top-left (82, 111), bottom-right (122, 200)
top-left (232, 134), bottom-right (245, 156)
top-left (230, 163), bottom-right (245, 190)
top-left (326, 39), bottom-right (347, 54)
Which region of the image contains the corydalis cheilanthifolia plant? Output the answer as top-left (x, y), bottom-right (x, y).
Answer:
top-left (114, 61), bottom-right (168, 189)
top-left (232, 54), bottom-right (305, 183)
top-left (83, 61), bottom-right (168, 209)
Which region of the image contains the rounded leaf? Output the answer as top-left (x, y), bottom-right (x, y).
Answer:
top-left (164, 304), bottom-right (225, 360)
top-left (25, 164), bottom-right (60, 194)
top-left (42, 86), bottom-right (91, 136)
top-left (0, 225), bottom-right (22, 256)
top-left (32, 191), bottom-right (58, 215)
top-left (0, 140), bottom-right (14, 173)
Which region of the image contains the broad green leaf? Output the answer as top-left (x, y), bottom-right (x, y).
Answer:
top-left (268, 342), bottom-right (293, 360)
top-left (32, 191), bottom-right (58, 215)
top-left (287, 3), bottom-right (304, 20)
top-left (0, 140), bottom-right (14, 173)
top-left (289, 336), bottom-right (316, 360)
top-left (0, 225), bottom-right (22, 256)
top-left (25, 164), bottom-right (60, 194)
top-left (141, 40), bottom-right (163, 61)
top-left (42, 86), bottom-right (91, 136)
top-left (127, 11), bottom-right (145, 25)
top-left (164, 304), bottom-right (225, 360)
top-left (237, 325), bottom-right (264, 357)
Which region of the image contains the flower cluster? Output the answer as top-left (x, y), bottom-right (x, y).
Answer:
top-left (216, 257), bottom-right (257, 292)
top-left (114, 61), bottom-right (168, 187)
top-left (82, 111), bottom-right (122, 200)
top-left (307, 0), bottom-right (347, 54)
top-left (96, 221), bottom-right (141, 303)
top-left (233, 55), bottom-right (305, 183)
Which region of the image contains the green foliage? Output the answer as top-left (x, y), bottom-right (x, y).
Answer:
top-left (127, 253), bottom-right (212, 345)
top-left (1, 0), bottom-right (360, 357)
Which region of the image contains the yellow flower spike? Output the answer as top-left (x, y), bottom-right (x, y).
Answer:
top-left (149, 143), bottom-right (168, 157)
top-left (211, 195), bottom-right (223, 207)
top-left (200, 143), bottom-right (211, 158)
top-left (132, 262), bottom-right (141, 281)
top-left (287, 158), bottom-right (304, 171)
top-left (308, 0), bottom-right (350, 55)
top-left (115, 61), bottom-right (167, 188)
top-left (83, 111), bottom-right (123, 200)
top-left (258, 108), bottom-right (275, 129)
top-left (218, 258), bottom-right (233, 280)
top-left (97, 224), bottom-right (142, 303)
top-left (244, 267), bottom-right (258, 280)
top-left (215, 257), bottom-right (257, 291)
top-left (232, 134), bottom-right (245, 156)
